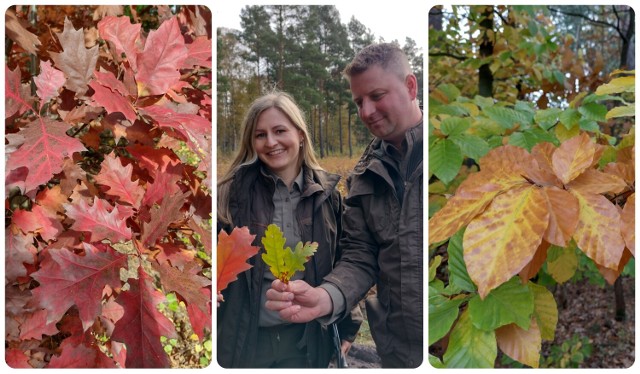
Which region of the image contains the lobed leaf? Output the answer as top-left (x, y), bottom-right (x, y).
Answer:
top-left (217, 227), bottom-right (259, 292)
top-left (64, 197), bottom-right (132, 243)
top-left (261, 224), bottom-right (317, 283)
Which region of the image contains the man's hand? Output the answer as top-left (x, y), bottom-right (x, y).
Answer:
top-left (265, 279), bottom-right (333, 323)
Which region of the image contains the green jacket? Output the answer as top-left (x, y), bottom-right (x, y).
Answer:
top-left (325, 122), bottom-right (423, 368)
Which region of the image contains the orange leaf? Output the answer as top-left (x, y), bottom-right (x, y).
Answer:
top-left (496, 319), bottom-right (541, 368)
top-left (551, 133), bottom-right (597, 184)
top-left (597, 248), bottom-right (633, 285)
top-left (621, 193), bottom-right (635, 256)
top-left (541, 186), bottom-right (579, 246)
top-left (519, 241), bottom-right (550, 282)
top-left (217, 227), bottom-right (260, 292)
top-left (464, 185), bottom-right (549, 298)
top-left (567, 169), bottom-right (627, 195)
top-left (531, 142), bottom-right (563, 187)
top-left (570, 189), bottom-right (625, 270)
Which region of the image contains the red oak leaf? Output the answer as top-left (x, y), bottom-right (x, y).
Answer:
top-left (19, 309), bottom-right (59, 340)
top-left (5, 65), bottom-right (35, 118)
top-left (97, 16), bottom-right (141, 70)
top-left (89, 80), bottom-right (137, 121)
top-left (155, 242), bottom-right (196, 268)
top-left (5, 348), bottom-right (32, 368)
top-left (34, 60), bottom-right (66, 109)
top-left (151, 261), bottom-right (211, 312)
top-left (94, 153), bottom-right (145, 207)
top-left (111, 267), bottom-right (177, 368)
top-left (48, 340), bottom-right (118, 368)
top-left (6, 117), bottom-right (87, 194)
top-left (182, 36), bottom-right (212, 68)
top-left (126, 144), bottom-right (181, 178)
top-left (36, 185), bottom-right (68, 215)
top-left (141, 190), bottom-right (190, 247)
top-left (5, 231), bottom-right (36, 282)
top-left (135, 17), bottom-right (188, 96)
top-left (49, 17), bottom-right (99, 96)
top-left (142, 163), bottom-right (182, 207)
top-left (217, 227), bottom-right (260, 292)
top-left (29, 243), bottom-right (127, 331)
top-left (140, 105), bottom-right (211, 156)
top-left (11, 205), bottom-right (63, 242)
top-left (187, 288), bottom-right (212, 340)
top-left (64, 197), bottom-right (132, 243)
top-left (94, 69), bottom-right (132, 96)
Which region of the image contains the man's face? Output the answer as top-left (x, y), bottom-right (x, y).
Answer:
top-left (350, 64), bottom-right (417, 145)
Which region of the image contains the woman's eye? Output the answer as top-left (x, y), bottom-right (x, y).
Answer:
top-left (256, 133), bottom-right (266, 138)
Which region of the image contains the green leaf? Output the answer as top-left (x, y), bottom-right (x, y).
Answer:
top-left (429, 138), bottom-right (463, 185)
top-left (546, 245), bottom-right (578, 284)
top-left (508, 127), bottom-right (556, 151)
top-left (429, 288), bottom-right (464, 345)
top-left (529, 283), bottom-right (558, 341)
top-left (429, 256), bottom-right (442, 282)
top-left (578, 118), bottom-right (600, 132)
top-left (484, 106), bottom-right (533, 129)
top-left (449, 133), bottom-right (490, 161)
top-left (468, 278), bottom-right (534, 331)
top-left (578, 102), bottom-right (607, 122)
top-left (437, 83), bottom-right (461, 102)
top-left (535, 108), bottom-right (562, 130)
top-left (261, 224), bottom-right (317, 283)
top-left (441, 117), bottom-right (471, 136)
top-left (443, 308), bottom-right (497, 368)
top-left (559, 108), bottom-right (580, 130)
top-left (429, 354), bottom-right (445, 368)
top-left (447, 230), bottom-right (476, 292)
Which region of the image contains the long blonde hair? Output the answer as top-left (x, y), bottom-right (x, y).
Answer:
top-left (217, 91), bottom-right (323, 226)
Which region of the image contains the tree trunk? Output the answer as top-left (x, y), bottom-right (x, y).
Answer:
top-left (478, 6), bottom-right (494, 97)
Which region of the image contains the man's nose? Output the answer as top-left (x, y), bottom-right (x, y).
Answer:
top-left (360, 98), bottom-right (375, 119)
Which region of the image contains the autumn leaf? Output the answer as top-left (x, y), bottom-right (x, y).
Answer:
top-left (152, 261), bottom-right (211, 313)
top-left (19, 309), bottom-right (59, 340)
top-left (64, 197), bottom-right (133, 243)
top-left (621, 193), bottom-right (635, 256)
top-left (89, 80), bottom-right (137, 121)
top-left (111, 267), bottom-right (177, 368)
top-left (540, 186), bottom-right (579, 246)
top-left (48, 341), bottom-right (118, 368)
top-left (11, 205), bottom-right (63, 242)
top-left (140, 105), bottom-right (211, 156)
top-left (217, 226), bottom-right (260, 292)
top-left (496, 319), bottom-right (541, 368)
top-left (6, 117), bottom-right (87, 194)
top-left (261, 224), bottom-right (318, 283)
top-left (34, 60), bottom-right (66, 109)
top-left (94, 153), bottom-right (145, 207)
top-left (97, 16), bottom-right (141, 69)
top-left (5, 348), bottom-right (32, 368)
top-left (141, 191), bottom-right (190, 247)
top-left (5, 65), bottom-right (35, 118)
top-left (28, 243), bottom-right (127, 331)
top-left (464, 185), bottom-right (549, 299)
top-left (551, 132), bottom-right (598, 184)
top-left (5, 232), bottom-right (36, 282)
top-left (5, 9), bottom-right (41, 54)
top-left (570, 188), bottom-right (625, 270)
top-left (50, 17), bottom-right (99, 96)
top-left (135, 17), bottom-right (188, 96)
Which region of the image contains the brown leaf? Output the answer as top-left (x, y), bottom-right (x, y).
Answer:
top-left (496, 319), bottom-right (541, 368)
top-left (152, 261), bottom-right (211, 312)
top-left (551, 133), bottom-right (598, 184)
top-left (50, 17), bottom-right (99, 96)
top-left (5, 9), bottom-right (41, 54)
top-left (621, 193), bottom-right (634, 256)
top-left (541, 186), bottom-right (579, 246)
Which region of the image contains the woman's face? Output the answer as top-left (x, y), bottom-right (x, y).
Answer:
top-left (253, 107), bottom-right (304, 180)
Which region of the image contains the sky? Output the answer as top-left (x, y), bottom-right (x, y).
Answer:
top-left (213, 1), bottom-right (427, 46)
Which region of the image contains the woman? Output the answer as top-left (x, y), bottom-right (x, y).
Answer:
top-left (217, 92), bottom-right (362, 368)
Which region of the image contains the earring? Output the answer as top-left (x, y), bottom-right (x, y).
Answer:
top-left (300, 142), bottom-right (303, 148)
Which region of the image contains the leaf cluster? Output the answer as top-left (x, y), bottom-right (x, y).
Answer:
top-left (5, 5), bottom-right (212, 369)
top-left (261, 224), bottom-right (318, 283)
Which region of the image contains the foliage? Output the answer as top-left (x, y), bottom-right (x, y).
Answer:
top-left (261, 224), bottom-right (318, 283)
top-left (428, 5), bottom-right (634, 368)
top-left (541, 334), bottom-right (593, 368)
top-left (5, 5), bottom-right (212, 368)
top-left (217, 226), bottom-right (260, 292)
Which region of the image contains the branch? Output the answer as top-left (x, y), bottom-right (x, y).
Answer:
top-left (429, 51), bottom-right (467, 61)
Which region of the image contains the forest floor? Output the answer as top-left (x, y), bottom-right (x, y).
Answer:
top-left (347, 276), bottom-right (635, 369)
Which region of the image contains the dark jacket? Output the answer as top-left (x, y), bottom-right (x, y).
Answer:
top-left (324, 122), bottom-right (423, 368)
top-left (217, 161), bottom-right (363, 368)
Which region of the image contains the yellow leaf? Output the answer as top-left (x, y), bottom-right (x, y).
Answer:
top-left (551, 133), bottom-right (597, 184)
top-left (496, 319), bottom-right (541, 368)
top-left (606, 104), bottom-right (635, 119)
top-left (428, 170), bottom-right (525, 244)
top-left (464, 185), bottom-right (549, 298)
top-left (568, 169), bottom-right (627, 195)
top-left (570, 189), bottom-right (625, 270)
top-left (529, 283), bottom-right (558, 341)
top-left (621, 193), bottom-right (635, 256)
top-left (541, 187), bottom-right (579, 246)
top-left (547, 245), bottom-right (578, 284)
top-left (595, 76), bottom-right (635, 95)
top-left (554, 124), bottom-right (580, 142)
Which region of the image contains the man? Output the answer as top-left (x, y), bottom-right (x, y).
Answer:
top-left (266, 43), bottom-right (423, 368)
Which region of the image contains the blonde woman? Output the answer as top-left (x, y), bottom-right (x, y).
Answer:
top-left (217, 92), bottom-right (361, 368)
